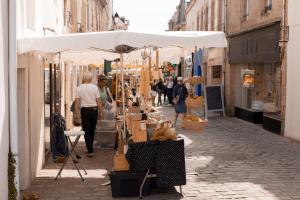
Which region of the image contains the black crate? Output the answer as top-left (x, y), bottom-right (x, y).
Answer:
top-left (109, 171), bottom-right (151, 197)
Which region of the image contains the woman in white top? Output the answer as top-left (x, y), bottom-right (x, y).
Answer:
top-left (74, 71), bottom-right (103, 157)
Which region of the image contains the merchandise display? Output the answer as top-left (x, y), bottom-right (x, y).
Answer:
top-left (151, 122), bottom-right (177, 142)
top-left (183, 115), bottom-right (208, 131)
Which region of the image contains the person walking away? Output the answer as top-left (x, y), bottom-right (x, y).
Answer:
top-left (74, 71), bottom-right (103, 158)
top-left (156, 78), bottom-right (164, 106)
top-left (173, 77), bottom-right (188, 127)
top-left (163, 78), bottom-right (168, 103)
top-left (167, 77), bottom-right (174, 105)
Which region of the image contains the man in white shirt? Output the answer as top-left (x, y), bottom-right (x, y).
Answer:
top-left (74, 71), bottom-right (103, 157)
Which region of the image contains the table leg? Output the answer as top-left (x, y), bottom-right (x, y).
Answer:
top-left (73, 159), bottom-right (85, 182)
top-left (179, 186), bottom-right (183, 196)
top-left (68, 137), bottom-right (87, 175)
top-left (55, 135), bottom-right (81, 181)
top-left (139, 169), bottom-right (150, 199)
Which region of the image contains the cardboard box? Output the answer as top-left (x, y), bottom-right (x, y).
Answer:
top-left (128, 107), bottom-right (141, 113)
top-left (126, 113), bottom-right (143, 131)
top-left (131, 120), bottom-right (148, 143)
top-left (114, 154), bottom-right (129, 171)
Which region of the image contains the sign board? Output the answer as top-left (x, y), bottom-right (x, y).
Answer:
top-left (204, 85), bottom-right (225, 117)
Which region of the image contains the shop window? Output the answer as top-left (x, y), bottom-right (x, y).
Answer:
top-left (238, 64), bottom-right (280, 113)
top-left (212, 65), bottom-right (222, 79)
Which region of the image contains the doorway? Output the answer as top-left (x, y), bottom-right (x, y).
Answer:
top-left (44, 63), bottom-right (62, 160)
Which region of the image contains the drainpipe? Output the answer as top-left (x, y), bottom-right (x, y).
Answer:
top-left (223, 0), bottom-right (228, 114)
top-left (8, 0), bottom-right (20, 198)
top-left (281, 0), bottom-right (288, 135)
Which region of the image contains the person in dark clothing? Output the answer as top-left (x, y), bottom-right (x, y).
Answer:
top-left (156, 78), bottom-right (164, 106)
top-left (173, 77), bottom-right (188, 127)
top-left (74, 71), bottom-right (103, 158)
top-left (167, 77), bottom-right (174, 105)
top-left (163, 78), bottom-right (168, 103)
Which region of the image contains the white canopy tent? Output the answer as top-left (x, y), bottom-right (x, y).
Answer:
top-left (18, 31), bottom-right (227, 139)
top-left (18, 31), bottom-right (227, 54)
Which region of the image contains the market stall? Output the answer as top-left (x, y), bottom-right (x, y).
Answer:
top-left (18, 30), bottom-right (227, 198)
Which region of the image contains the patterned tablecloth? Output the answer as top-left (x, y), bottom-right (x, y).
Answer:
top-left (126, 139), bottom-right (186, 187)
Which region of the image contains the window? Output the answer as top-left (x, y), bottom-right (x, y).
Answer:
top-left (267, 0), bottom-right (272, 7)
top-left (263, 0), bottom-right (272, 13)
top-left (212, 65), bottom-right (222, 79)
top-left (242, 0), bottom-right (249, 18)
top-left (210, 0), bottom-right (215, 30)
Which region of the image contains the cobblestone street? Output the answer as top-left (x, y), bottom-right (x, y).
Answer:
top-left (31, 107), bottom-right (300, 200)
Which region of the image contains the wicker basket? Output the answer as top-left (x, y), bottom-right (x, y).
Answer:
top-left (189, 76), bottom-right (205, 85)
top-left (183, 116), bottom-right (208, 132)
top-left (186, 97), bottom-right (205, 108)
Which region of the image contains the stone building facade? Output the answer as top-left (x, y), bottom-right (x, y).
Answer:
top-left (64, 0), bottom-right (113, 33)
top-left (226, 0), bottom-right (287, 135)
top-left (185, 0), bottom-right (225, 86)
top-left (112, 13), bottom-right (129, 30)
top-left (169, 0), bottom-right (187, 31)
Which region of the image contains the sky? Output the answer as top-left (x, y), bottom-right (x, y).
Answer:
top-left (113, 0), bottom-right (180, 32)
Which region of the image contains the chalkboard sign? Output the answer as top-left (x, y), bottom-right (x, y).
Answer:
top-left (204, 85), bottom-right (225, 116)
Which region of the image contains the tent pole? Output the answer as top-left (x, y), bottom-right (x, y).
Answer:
top-left (120, 53), bottom-right (126, 140)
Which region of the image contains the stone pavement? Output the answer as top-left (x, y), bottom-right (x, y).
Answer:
top-left (30, 106), bottom-right (300, 200)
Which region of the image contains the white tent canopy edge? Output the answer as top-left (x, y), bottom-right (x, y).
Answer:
top-left (18, 31), bottom-right (227, 55)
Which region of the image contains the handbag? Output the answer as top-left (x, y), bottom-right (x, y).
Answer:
top-left (71, 100), bottom-right (81, 126)
top-left (107, 88), bottom-right (117, 115)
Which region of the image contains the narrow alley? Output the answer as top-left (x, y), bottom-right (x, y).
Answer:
top-left (31, 107), bottom-right (300, 200)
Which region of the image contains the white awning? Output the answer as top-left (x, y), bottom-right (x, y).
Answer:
top-left (17, 31), bottom-right (227, 65)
